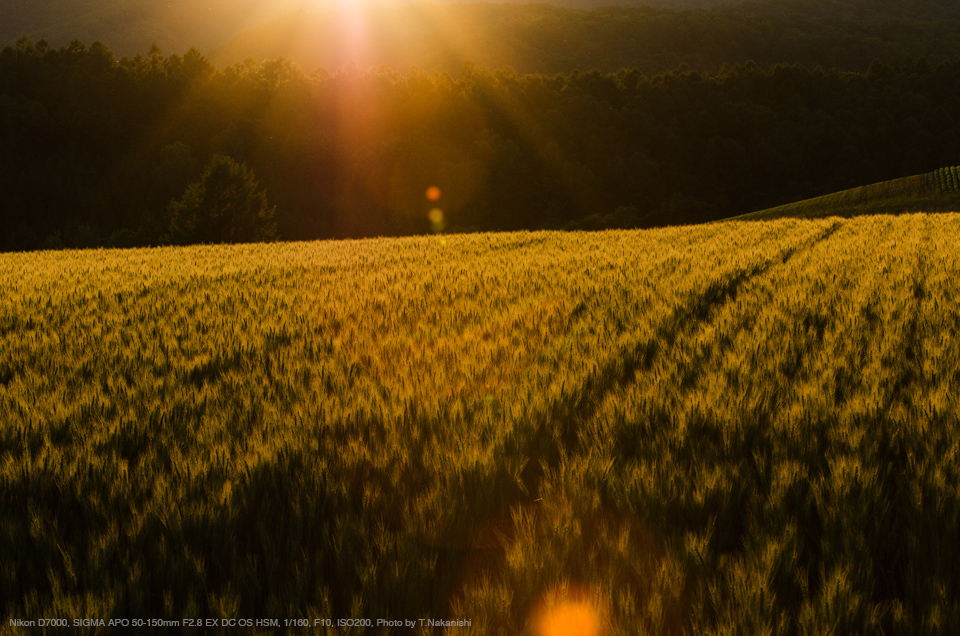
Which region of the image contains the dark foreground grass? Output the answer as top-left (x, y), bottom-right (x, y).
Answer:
top-left (1, 218), bottom-right (959, 635)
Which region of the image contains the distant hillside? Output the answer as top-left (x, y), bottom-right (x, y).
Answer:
top-left (736, 169), bottom-right (960, 221)
top-left (213, 3), bottom-right (960, 74)
top-left (0, 0), bottom-right (730, 54)
top-left (0, 0), bottom-right (300, 55)
top-left (4, 0), bottom-right (960, 64)
top-left (724, 0), bottom-right (960, 22)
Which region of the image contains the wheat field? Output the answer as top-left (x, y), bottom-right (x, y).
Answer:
top-left (2, 215), bottom-right (959, 634)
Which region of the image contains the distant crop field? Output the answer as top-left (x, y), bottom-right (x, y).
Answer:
top-left (935, 166), bottom-right (960, 194)
top-left (2, 216), bottom-right (959, 635)
top-left (736, 170), bottom-right (960, 221)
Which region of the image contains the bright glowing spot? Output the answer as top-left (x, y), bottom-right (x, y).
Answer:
top-left (426, 186), bottom-right (442, 201)
top-left (429, 208), bottom-right (446, 233)
top-left (532, 585), bottom-right (605, 636)
top-left (536, 600), bottom-right (601, 636)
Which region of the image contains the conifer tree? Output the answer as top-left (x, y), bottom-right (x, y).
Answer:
top-left (167, 155), bottom-right (277, 244)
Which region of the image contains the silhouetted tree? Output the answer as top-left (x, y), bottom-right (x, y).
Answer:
top-left (167, 155), bottom-right (277, 244)
top-left (5, 35), bottom-right (960, 251)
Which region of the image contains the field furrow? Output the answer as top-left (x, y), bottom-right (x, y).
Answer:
top-left (2, 217), bottom-right (959, 635)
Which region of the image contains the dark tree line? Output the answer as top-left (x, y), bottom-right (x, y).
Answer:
top-left (2, 38), bottom-right (960, 250)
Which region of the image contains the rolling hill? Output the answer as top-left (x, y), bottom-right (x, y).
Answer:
top-left (725, 0), bottom-right (960, 21)
top-left (210, 2), bottom-right (960, 74)
top-left (4, 0), bottom-right (960, 67)
top-left (3, 216), bottom-right (960, 632)
top-left (0, 0), bottom-right (300, 55)
top-left (0, 0), bottom-right (729, 56)
top-left (735, 167), bottom-right (960, 221)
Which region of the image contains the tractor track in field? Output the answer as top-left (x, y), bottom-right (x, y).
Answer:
top-left (515, 220), bottom-right (843, 496)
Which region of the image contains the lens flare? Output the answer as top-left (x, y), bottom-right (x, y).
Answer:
top-left (426, 186), bottom-right (442, 201)
top-left (532, 585), bottom-right (604, 636)
top-left (429, 208), bottom-right (446, 232)
top-left (537, 601), bottom-right (600, 636)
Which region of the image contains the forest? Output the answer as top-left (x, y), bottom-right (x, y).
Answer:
top-left (2, 34), bottom-right (960, 251)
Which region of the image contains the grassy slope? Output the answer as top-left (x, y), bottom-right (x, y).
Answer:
top-left (0, 0), bottom-right (299, 56)
top-left (2, 219), bottom-right (960, 634)
top-left (0, 0), bottom-right (728, 57)
top-left (735, 171), bottom-right (960, 221)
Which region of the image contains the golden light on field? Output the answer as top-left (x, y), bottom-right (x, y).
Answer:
top-left (8, 215), bottom-right (960, 627)
top-left (531, 585), bottom-right (605, 636)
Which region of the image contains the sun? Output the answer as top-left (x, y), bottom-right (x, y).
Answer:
top-left (295, 0), bottom-right (377, 10)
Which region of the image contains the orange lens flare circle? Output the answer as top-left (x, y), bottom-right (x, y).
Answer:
top-left (532, 585), bottom-right (604, 636)
top-left (537, 601), bottom-right (600, 636)
top-left (426, 186), bottom-right (442, 201)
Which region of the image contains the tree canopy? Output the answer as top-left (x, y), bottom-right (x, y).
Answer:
top-left (2, 39), bottom-right (960, 250)
top-left (167, 155), bottom-right (277, 245)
